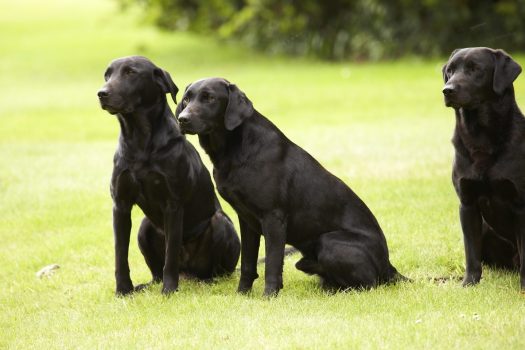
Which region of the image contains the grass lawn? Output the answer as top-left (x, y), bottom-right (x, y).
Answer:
top-left (1, 0), bottom-right (525, 348)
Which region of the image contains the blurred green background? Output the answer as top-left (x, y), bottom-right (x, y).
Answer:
top-left (122, 0), bottom-right (525, 60)
top-left (1, 0), bottom-right (524, 348)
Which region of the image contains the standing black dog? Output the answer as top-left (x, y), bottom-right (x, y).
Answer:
top-left (442, 47), bottom-right (524, 291)
top-left (175, 78), bottom-right (404, 296)
top-left (97, 57), bottom-right (240, 295)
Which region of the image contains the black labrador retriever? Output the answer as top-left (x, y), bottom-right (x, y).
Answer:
top-left (442, 47), bottom-right (524, 291)
top-left (97, 57), bottom-right (240, 295)
top-left (175, 78), bottom-right (405, 296)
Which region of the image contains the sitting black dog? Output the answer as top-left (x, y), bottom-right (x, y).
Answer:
top-left (176, 78), bottom-right (405, 296)
top-left (97, 57), bottom-right (240, 295)
top-left (442, 47), bottom-right (524, 291)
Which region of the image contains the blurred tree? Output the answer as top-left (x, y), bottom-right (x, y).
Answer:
top-left (120, 0), bottom-right (525, 60)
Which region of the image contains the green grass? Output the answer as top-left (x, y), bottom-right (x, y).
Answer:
top-left (1, 0), bottom-right (525, 348)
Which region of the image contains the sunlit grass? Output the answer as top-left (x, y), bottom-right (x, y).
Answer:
top-left (1, 0), bottom-right (525, 349)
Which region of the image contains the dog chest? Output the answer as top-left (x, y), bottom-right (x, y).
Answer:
top-left (140, 171), bottom-right (171, 204)
top-left (115, 167), bottom-right (173, 205)
top-left (217, 183), bottom-right (249, 211)
top-left (458, 177), bottom-right (522, 227)
top-left (113, 170), bottom-right (139, 203)
top-left (215, 177), bottom-right (266, 222)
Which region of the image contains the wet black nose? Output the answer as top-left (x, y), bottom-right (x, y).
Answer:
top-left (442, 84), bottom-right (456, 96)
top-left (178, 114), bottom-right (190, 125)
top-left (97, 89), bottom-right (109, 98)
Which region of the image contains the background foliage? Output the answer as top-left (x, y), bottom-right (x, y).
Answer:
top-left (121, 0), bottom-right (525, 60)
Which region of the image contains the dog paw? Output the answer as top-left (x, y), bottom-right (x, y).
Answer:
top-left (237, 280), bottom-right (255, 294)
top-left (237, 285), bottom-right (252, 294)
top-left (115, 276), bottom-right (134, 296)
top-left (134, 283), bottom-right (151, 292)
top-left (161, 284), bottom-right (178, 295)
top-left (263, 286), bottom-right (280, 298)
top-left (295, 258), bottom-right (320, 275)
top-left (116, 285), bottom-right (134, 297)
top-left (461, 276), bottom-right (480, 287)
top-left (237, 277), bottom-right (256, 294)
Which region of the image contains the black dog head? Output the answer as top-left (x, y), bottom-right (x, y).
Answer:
top-left (97, 56), bottom-right (178, 115)
top-left (175, 78), bottom-right (254, 135)
top-left (442, 47), bottom-right (522, 109)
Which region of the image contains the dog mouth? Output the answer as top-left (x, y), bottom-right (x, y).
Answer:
top-left (445, 97), bottom-right (480, 110)
top-left (99, 99), bottom-right (134, 115)
top-left (179, 123), bottom-right (196, 135)
top-left (178, 119), bottom-right (212, 135)
top-left (444, 93), bottom-right (478, 109)
top-left (99, 102), bottom-right (121, 115)
top-left (444, 95), bottom-right (459, 108)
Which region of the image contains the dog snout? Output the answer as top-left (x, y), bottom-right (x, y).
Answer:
top-left (442, 83), bottom-right (456, 96)
top-left (97, 88), bottom-right (110, 99)
top-left (178, 112), bottom-right (190, 125)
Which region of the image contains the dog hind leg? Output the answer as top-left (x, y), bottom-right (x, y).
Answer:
top-left (209, 210), bottom-right (241, 277)
top-left (136, 218), bottom-right (165, 289)
top-left (481, 223), bottom-right (518, 270)
top-left (315, 231), bottom-right (385, 290)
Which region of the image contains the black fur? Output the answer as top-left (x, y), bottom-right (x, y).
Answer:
top-left (176, 78), bottom-right (405, 296)
top-left (442, 47), bottom-right (525, 291)
top-left (97, 57), bottom-right (240, 295)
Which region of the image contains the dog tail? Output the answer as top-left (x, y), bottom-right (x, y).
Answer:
top-left (386, 263), bottom-right (411, 284)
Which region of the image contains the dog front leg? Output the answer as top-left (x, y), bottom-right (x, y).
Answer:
top-left (237, 218), bottom-right (260, 294)
top-left (113, 205), bottom-right (134, 295)
top-left (162, 205), bottom-right (183, 295)
top-left (262, 211), bottom-right (287, 297)
top-left (518, 209), bottom-right (525, 292)
top-left (460, 203), bottom-right (483, 286)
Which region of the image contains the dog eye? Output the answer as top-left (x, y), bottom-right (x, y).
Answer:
top-left (465, 62), bottom-right (477, 72)
top-left (183, 96), bottom-right (190, 105)
top-left (201, 93), bottom-right (214, 102)
top-left (103, 69), bottom-right (112, 81)
top-left (123, 67), bottom-right (135, 76)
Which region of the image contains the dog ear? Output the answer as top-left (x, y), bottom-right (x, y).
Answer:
top-left (175, 84), bottom-right (191, 117)
top-left (493, 49), bottom-right (522, 95)
top-left (154, 68), bottom-right (179, 104)
top-left (224, 84), bottom-right (253, 131)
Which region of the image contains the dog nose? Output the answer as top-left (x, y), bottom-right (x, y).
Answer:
top-left (97, 89), bottom-right (109, 98)
top-left (442, 84), bottom-right (456, 96)
top-left (178, 113), bottom-right (190, 125)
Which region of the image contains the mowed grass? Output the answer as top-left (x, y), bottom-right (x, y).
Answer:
top-left (1, 0), bottom-right (525, 348)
